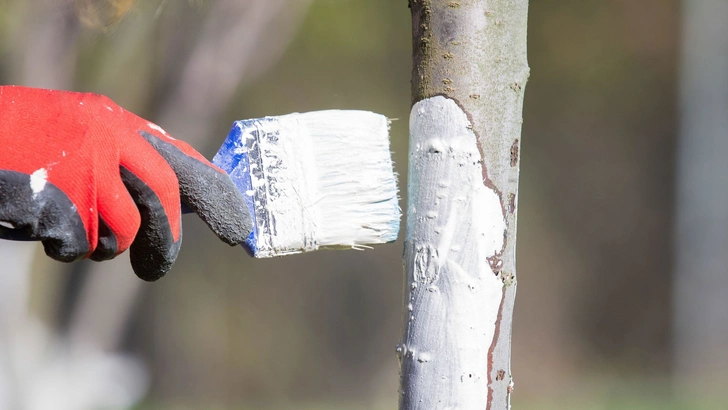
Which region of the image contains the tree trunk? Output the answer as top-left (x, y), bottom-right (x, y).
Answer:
top-left (398, 1), bottom-right (528, 409)
top-left (674, 0), bottom-right (728, 395)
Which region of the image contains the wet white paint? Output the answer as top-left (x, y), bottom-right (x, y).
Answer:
top-left (147, 123), bottom-right (168, 136)
top-left (30, 168), bottom-right (47, 195)
top-left (399, 96), bottom-right (506, 409)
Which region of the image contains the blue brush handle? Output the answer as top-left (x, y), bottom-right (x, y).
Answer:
top-left (212, 121), bottom-right (260, 257)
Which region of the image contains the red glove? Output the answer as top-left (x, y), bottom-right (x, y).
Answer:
top-left (0, 86), bottom-right (251, 281)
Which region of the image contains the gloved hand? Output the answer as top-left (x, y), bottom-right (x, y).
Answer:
top-left (0, 86), bottom-right (251, 281)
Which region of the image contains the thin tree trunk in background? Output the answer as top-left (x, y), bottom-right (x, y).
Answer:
top-left (399, 1), bottom-right (528, 409)
top-left (0, 242), bottom-right (34, 409)
top-left (78, 0), bottom-right (313, 344)
top-left (674, 0), bottom-right (728, 395)
top-left (156, 0), bottom-right (311, 145)
top-left (1, 0), bottom-right (80, 312)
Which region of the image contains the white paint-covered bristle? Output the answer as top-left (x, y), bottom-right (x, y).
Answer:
top-left (239, 110), bottom-right (400, 257)
top-left (301, 111), bottom-right (400, 248)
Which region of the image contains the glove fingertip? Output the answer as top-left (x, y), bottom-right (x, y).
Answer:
top-left (129, 238), bottom-right (180, 282)
top-left (120, 166), bottom-right (182, 282)
top-left (89, 217), bottom-right (119, 261)
top-left (194, 183), bottom-right (251, 246)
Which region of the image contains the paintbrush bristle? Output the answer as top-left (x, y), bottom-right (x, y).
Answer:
top-left (213, 110), bottom-right (400, 258)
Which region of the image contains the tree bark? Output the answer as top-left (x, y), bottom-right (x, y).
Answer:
top-left (398, 1), bottom-right (528, 409)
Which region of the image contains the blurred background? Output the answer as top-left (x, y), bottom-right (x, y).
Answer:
top-left (0, 0), bottom-right (726, 409)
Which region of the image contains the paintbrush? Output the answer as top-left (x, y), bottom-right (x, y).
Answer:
top-left (212, 110), bottom-right (400, 258)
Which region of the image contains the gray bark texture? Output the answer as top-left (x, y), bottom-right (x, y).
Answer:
top-left (399, 1), bottom-right (529, 409)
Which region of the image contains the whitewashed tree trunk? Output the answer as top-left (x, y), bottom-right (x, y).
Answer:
top-left (674, 0), bottom-right (728, 394)
top-left (398, 1), bottom-right (529, 409)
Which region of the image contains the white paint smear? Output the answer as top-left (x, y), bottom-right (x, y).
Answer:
top-left (400, 96), bottom-right (507, 409)
top-left (30, 168), bottom-right (48, 195)
top-left (147, 123), bottom-right (170, 137)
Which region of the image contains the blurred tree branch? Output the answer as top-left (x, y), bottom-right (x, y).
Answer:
top-left (76, 0), bottom-right (312, 353)
top-left (674, 0), bottom-right (728, 396)
top-left (156, 0), bottom-right (312, 145)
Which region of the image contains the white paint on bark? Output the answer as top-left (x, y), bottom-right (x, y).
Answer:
top-left (399, 96), bottom-right (506, 409)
